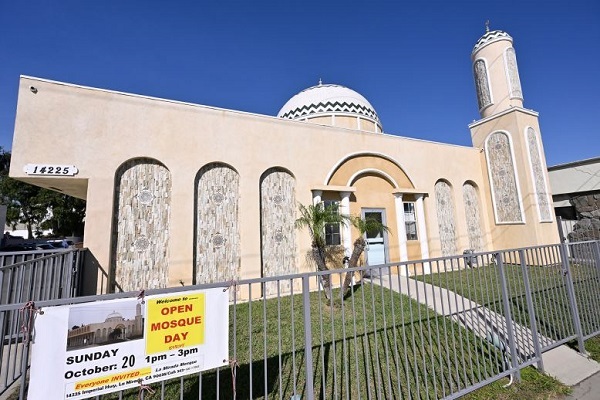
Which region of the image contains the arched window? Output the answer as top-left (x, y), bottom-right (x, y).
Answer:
top-left (526, 128), bottom-right (552, 222)
top-left (435, 180), bottom-right (457, 256)
top-left (112, 158), bottom-right (171, 292)
top-left (260, 168), bottom-right (296, 295)
top-left (505, 47), bottom-right (523, 99)
top-left (485, 132), bottom-right (524, 223)
top-left (195, 163), bottom-right (241, 284)
top-left (474, 59), bottom-right (492, 111)
top-left (462, 182), bottom-right (484, 251)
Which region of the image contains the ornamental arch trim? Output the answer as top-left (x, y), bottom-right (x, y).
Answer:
top-left (325, 151), bottom-right (414, 188)
top-left (114, 156), bottom-right (170, 173)
top-left (346, 168), bottom-right (400, 189)
top-left (260, 166), bottom-right (296, 181)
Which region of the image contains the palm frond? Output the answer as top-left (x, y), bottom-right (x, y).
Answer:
top-left (351, 215), bottom-right (390, 236)
top-left (295, 202), bottom-right (351, 246)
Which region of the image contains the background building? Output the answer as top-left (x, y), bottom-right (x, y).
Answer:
top-left (8, 28), bottom-right (558, 293)
top-left (548, 157), bottom-right (600, 242)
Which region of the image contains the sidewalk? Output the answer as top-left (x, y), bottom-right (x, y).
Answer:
top-left (563, 371), bottom-right (600, 399)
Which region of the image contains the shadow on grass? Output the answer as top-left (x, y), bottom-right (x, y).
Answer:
top-left (177, 320), bottom-right (505, 399)
top-left (97, 282), bottom-right (507, 400)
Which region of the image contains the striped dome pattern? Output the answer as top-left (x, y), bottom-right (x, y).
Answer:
top-left (278, 84), bottom-right (381, 128)
top-left (472, 30), bottom-right (513, 54)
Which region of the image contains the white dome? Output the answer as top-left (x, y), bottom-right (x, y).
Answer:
top-left (277, 83), bottom-right (382, 129)
top-left (105, 311), bottom-right (123, 322)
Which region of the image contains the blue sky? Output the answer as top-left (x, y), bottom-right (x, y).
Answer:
top-left (0, 0), bottom-right (598, 166)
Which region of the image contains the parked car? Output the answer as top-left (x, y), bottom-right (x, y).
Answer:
top-left (0, 244), bottom-right (38, 252)
top-left (36, 243), bottom-right (60, 250)
top-left (47, 239), bottom-right (72, 248)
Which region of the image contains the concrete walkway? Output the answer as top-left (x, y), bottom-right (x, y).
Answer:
top-left (563, 370), bottom-right (600, 399)
top-left (372, 275), bottom-right (600, 387)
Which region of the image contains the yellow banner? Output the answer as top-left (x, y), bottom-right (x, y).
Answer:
top-left (74, 367), bottom-right (151, 390)
top-left (145, 293), bottom-right (205, 354)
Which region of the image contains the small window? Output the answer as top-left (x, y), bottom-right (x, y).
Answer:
top-left (404, 202), bottom-right (418, 240)
top-left (323, 200), bottom-right (341, 246)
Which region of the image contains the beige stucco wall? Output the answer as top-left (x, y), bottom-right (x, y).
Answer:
top-left (469, 108), bottom-right (559, 249)
top-left (10, 76), bottom-right (557, 291)
top-left (305, 114), bottom-right (378, 133)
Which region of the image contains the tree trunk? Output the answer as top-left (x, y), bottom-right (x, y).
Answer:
top-left (312, 245), bottom-right (332, 299)
top-left (342, 238), bottom-right (366, 296)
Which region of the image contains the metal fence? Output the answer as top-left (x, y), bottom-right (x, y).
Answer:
top-left (0, 249), bottom-right (86, 397)
top-left (2, 241), bottom-right (600, 399)
top-left (556, 215), bottom-right (599, 245)
top-left (0, 249), bottom-right (86, 305)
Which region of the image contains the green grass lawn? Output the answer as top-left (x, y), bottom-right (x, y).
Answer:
top-left (98, 282), bottom-right (508, 399)
top-left (581, 336), bottom-right (600, 363)
top-left (463, 366), bottom-right (570, 400)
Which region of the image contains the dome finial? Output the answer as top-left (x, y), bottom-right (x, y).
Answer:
top-left (485, 20), bottom-right (490, 33)
top-left (318, 78), bottom-right (322, 86)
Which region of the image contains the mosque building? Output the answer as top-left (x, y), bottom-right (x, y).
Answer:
top-left (8, 28), bottom-right (558, 293)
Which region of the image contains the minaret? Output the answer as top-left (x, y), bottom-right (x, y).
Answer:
top-left (468, 25), bottom-right (558, 249)
top-left (471, 24), bottom-right (523, 119)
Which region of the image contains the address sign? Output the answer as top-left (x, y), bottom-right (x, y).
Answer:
top-left (24, 164), bottom-right (79, 176)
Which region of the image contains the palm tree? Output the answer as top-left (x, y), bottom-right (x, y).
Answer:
top-left (342, 215), bottom-right (390, 295)
top-left (295, 202), bottom-right (351, 298)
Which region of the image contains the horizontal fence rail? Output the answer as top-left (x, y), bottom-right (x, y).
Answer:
top-left (1, 241), bottom-right (599, 399)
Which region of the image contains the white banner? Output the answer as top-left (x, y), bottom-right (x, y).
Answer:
top-left (29, 288), bottom-right (229, 400)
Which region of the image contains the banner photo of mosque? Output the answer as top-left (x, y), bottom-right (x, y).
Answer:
top-left (29, 288), bottom-right (229, 400)
top-left (66, 299), bottom-right (145, 351)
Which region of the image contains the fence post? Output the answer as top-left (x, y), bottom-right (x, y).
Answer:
top-left (18, 306), bottom-right (34, 400)
top-left (519, 249), bottom-right (544, 372)
top-left (593, 242), bottom-right (600, 276)
top-left (556, 216), bottom-right (566, 243)
top-left (19, 343), bottom-right (30, 400)
top-left (302, 276), bottom-right (315, 400)
top-left (496, 252), bottom-right (521, 382)
top-left (0, 268), bottom-right (4, 304)
top-left (71, 250), bottom-right (80, 297)
top-left (63, 251), bottom-right (74, 299)
top-left (560, 242), bottom-right (586, 354)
